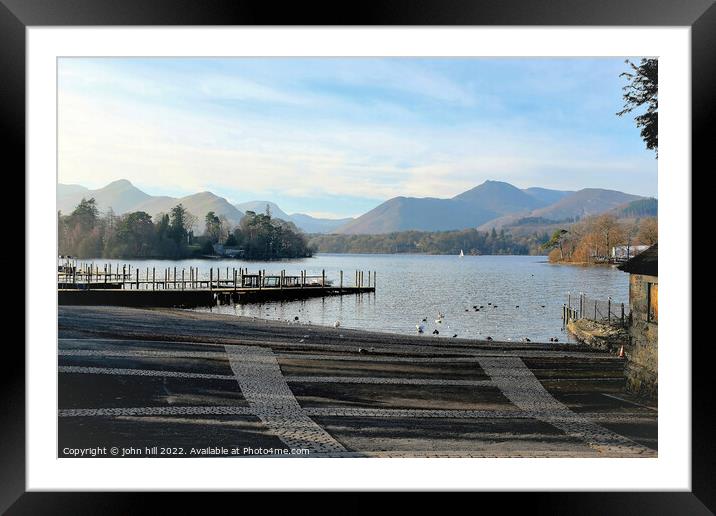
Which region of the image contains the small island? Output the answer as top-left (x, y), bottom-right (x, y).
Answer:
top-left (58, 198), bottom-right (314, 260)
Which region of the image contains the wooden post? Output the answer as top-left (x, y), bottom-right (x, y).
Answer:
top-left (322, 269), bottom-right (325, 288)
top-left (607, 297), bottom-right (611, 323)
top-left (182, 269), bottom-right (185, 290)
top-left (340, 270), bottom-right (343, 291)
top-left (210, 268), bottom-right (213, 293)
top-left (152, 268), bottom-right (155, 290)
top-left (135, 269), bottom-right (139, 290)
top-left (621, 303), bottom-right (625, 325)
top-left (374, 271), bottom-right (376, 289)
top-left (594, 300), bottom-right (597, 320)
top-left (174, 267), bottom-right (177, 289)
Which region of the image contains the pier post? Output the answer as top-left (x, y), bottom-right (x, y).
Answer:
top-left (322, 269), bottom-right (325, 287)
top-left (340, 270), bottom-right (343, 291)
top-left (374, 271), bottom-right (376, 289)
top-left (608, 297), bottom-right (611, 323)
top-left (621, 303), bottom-right (625, 325)
top-left (135, 269), bottom-right (139, 290)
top-left (182, 269), bottom-right (185, 291)
top-left (152, 268), bottom-right (155, 290)
top-left (210, 268), bottom-right (213, 294)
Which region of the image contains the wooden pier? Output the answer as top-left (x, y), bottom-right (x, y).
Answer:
top-left (58, 261), bottom-right (376, 307)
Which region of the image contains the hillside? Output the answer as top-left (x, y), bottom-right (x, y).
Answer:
top-left (334, 196), bottom-right (498, 235)
top-left (477, 188), bottom-right (645, 231)
top-left (335, 181), bottom-right (578, 235)
top-left (57, 179), bottom-right (151, 215)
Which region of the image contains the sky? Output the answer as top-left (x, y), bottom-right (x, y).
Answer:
top-left (58, 57), bottom-right (657, 219)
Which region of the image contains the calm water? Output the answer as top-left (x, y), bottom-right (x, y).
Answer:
top-left (89, 254), bottom-right (629, 343)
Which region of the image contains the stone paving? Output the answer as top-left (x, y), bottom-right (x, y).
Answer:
top-left (478, 356), bottom-right (653, 456)
top-left (57, 335), bottom-right (656, 457)
top-left (59, 365), bottom-right (236, 381)
top-left (224, 344), bottom-right (347, 454)
top-left (286, 376), bottom-right (494, 386)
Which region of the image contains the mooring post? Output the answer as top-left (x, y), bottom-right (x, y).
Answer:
top-left (621, 303), bottom-right (625, 324)
top-left (340, 270), bottom-right (343, 291)
top-left (374, 271), bottom-right (376, 289)
top-left (210, 268), bottom-right (213, 294)
top-left (608, 297), bottom-right (611, 323)
top-left (135, 269), bottom-right (139, 290)
top-left (322, 269), bottom-right (325, 287)
top-left (182, 269), bottom-right (185, 291)
top-left (594, 300), bottom-right (597, 320)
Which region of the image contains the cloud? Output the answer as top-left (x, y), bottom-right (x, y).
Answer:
top-left (58, 58), bottom-right (658, 217)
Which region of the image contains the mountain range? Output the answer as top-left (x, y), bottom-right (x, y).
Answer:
top-left (57, 179), bottom-right (652, 235)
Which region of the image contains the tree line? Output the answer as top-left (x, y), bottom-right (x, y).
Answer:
top-left (58, 198), bottom-right (313, 260)
top-left (542, 213), bottom-right (657, 264)
top-left (308, 227), bottom-right (534, 256)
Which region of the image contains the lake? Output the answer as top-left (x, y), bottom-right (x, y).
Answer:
top-left (87, 254), bottom-right (629, 343)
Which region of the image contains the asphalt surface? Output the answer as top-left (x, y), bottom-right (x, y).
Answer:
top-left (58, 306), bottom-right (657, 458)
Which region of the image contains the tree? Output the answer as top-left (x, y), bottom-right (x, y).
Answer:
top-left (70, 198), bottom-right (99, 231)
top-left (638, 217), bottom-right (658, 245)
top-left (168, 204), bottom-right (189, 245)
top-left (617, 58), bottom-right (658, 155)
top-left (204, 211), bottom-right (222, 243)
top-left (542, 229), bottom-right (568, 260)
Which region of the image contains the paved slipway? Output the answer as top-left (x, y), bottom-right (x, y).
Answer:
top-left (57, 306), bottom-right (657, 458)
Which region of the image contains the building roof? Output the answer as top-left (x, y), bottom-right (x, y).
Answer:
top-left (618, 243), bottom-right (658, 276)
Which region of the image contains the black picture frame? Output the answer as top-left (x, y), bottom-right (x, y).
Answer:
top-left (3, 0), bottom-right (706, 511)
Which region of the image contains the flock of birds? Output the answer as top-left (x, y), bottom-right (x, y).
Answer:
top-left (414, 303), bottom-right (560, 343)
top-left (227, 298), bottom-right (563, 344)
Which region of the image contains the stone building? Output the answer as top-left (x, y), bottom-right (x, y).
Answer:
top-left (618, 244), bottom-right (658, 399)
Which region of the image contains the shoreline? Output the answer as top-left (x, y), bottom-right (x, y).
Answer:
top-left (60, 305), bottom-right (585, 351)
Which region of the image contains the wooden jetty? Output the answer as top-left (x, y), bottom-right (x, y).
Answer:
top-left (58, 261), bottom-right (376, 307)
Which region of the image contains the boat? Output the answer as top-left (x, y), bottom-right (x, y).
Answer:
top-left (459, 249), bottom-right (464, 257)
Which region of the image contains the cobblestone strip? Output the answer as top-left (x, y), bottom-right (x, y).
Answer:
top-left (224, 344), bottom-right (347, 454)
top-left (59, 349), bottom-right (227, 359)
top-left (58, 406), bottom-right (524, 419)
top-left (59, 406), bottom-right (254, 417)
top-left (303, 407), bottom-right (523, 418)
top-left (478, 356), bottom-right (655, 456)
top-left (287, 376), bottom-right (493, 386)
top-left (59, 365), bottom-right (235, 381)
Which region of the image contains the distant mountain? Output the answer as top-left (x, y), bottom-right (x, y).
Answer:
top-left (289, 213), bottom-right (355, 234)
top-left (58, 180), bottom-right (243, 234)
top-left (334, 196), bottom-right (499, 235)
top-left (529, 188), bottom-right (643, 221)
top-left (134, 191), bottom-right (244, 233)
top-left (612, 198), bottom-right (658, 218)
top-left (335, 180), bottom-right (569, 235)
top-left (57, 179), bottom-right (151, 215)
top-left (522, 187), bottom-right (573, 206)
top-left (58, 178), bottom-right (649, 238)
top-left (477, 188), bottom-right (646, 231)
top-left (235, 201), bottom-right (291, 220)
top-left (453, 180), bottom-right (545, 215)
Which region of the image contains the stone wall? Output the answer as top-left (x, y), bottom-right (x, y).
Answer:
top-left (626, 273), bottom-right (658, 400)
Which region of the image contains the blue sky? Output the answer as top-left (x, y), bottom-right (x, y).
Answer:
top-left (58, 57), bottom-right (657, 218)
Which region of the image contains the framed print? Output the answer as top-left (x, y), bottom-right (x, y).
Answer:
top-left (3, 0), bottom-right (709, 511)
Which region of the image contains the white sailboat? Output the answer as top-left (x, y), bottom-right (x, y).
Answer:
top-left (459, 249), bottom-right (464, 257)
